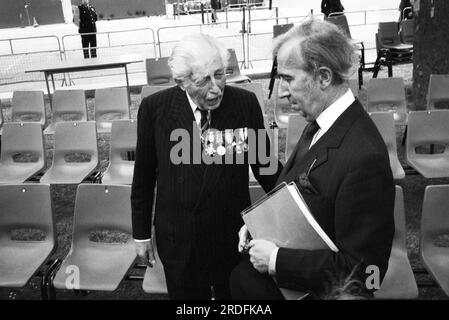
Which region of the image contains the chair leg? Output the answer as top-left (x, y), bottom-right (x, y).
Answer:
top-left (402, 125), bottom-right (408, 146)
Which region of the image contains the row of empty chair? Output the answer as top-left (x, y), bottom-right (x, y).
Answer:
top-left (0, 120), bottom-right (136, 185)
top-left (4, 182), bottom-right (448, 299)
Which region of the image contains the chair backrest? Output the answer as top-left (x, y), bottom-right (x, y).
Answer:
top-left (273, 23), bottom-right (294, 38)
top-left (427, 74), bottom-right (449, 110)
top-left (52, 89), bottom-right (87, 123)
top-left (367, 77), bottom-right (407, 124)
top-left (109, 119), bottom-right (137, 164)
top-left (0, 122), bottom-right (45, 166)
top-left (327, 14), bottom-right (351, 38)
top-left (406, 110), bottom-right (449, 156)
top-left (285, 114), bottom-right (307, 160)
top-left (53, 121), bottom-right (98, 164)
top-left (399, 19), bottom-right (414, 44)
top-left (145, 57), bottom-right (173, 85)
top-left (369, 112), bottom-right (398, 158)
top-left (226, 48), bottom-right (242, 77)
top-left (421, 184), bottom-right (449, 251)
top-left (230, 82), bottom-right (265, 113)
top-left (140, 85), bottom-right (170, 100)
top-left (11, 90), bottom-right (46, 125)
top-left (0, 183), bottom-right (55, 246)
top-left (71, 184), bottom-right (133, 246)
top-left (94, 87), bottom-right (130, 131)
top-left (378, 22), bottom-right (400, 46)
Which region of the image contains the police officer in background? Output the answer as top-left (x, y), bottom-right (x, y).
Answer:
top-left (78, 0), bottom-right (97, 58)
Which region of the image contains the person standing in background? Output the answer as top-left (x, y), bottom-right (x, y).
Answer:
top-left (321, 0), bottom-right (345, 19)
top-left (399, 0), bottom-right (414, 21)
top-left (78, 0), bottom-right (97, 59)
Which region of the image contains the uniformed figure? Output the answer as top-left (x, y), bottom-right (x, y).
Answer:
top-left (78, 0), bottom-right (97, 59)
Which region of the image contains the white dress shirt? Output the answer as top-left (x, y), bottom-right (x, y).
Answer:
top-left (268, 89), bottom-right (355, 275)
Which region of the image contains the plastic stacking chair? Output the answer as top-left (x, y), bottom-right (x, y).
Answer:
top-left (285, 114), bottom-right (307, 160)
top-left (426, 74), bottom-right (449, 110)
top-left (0, 184), bottom-right (56, 288)
top-left (140, 85), bottom-right (171, 100)
top-left (367, 77), bottom-right (408, 125)
top-left (399, 19), bottom-right (414, 44)
top-left (273, 23), bottom-right (294, 38)
top-left (145, 57), bottom-right (174, 85)
top-left (40, 121), bottom-right (99, 184)
top-left (374, 186), bottom-right (418, 299)
top-left (102, 120), bottom-right (137, 185)
top-left (44, 89), bottom-right (87, 135)
top-left (52, 184), bottom-right (136, 291)
top-left (420, 185), bottom-right (449, 296)
top-left (0, 122), bottom-right (45, 184)
top-left (11, 90), bottom-right (47, 127)
top-left (230, 82), bottom-right (265, 114)
top-left (327, 14), bottom-right (351, 38)
top-left (369, 112), bottom-right (405, 179)
top-left (142, 227), bottom-right (168, 294)
top-left (406, 110), bottom-right (449, 178)
top-left (378, 22), bottom-right (413, 51)
top-left (225, 48), bottom-right (250, 84)
top-left (249, 185), bottom-right (266, 204)
top-left (94, 87), bottom-right (130, 133)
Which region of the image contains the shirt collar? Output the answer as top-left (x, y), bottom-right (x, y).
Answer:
top-left (315, 88), bottom-right (355, 134)
top-left (186, 90), bottom-right (199, 114)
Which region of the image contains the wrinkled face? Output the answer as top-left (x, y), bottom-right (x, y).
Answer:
top-left (277, 40), bottom-right (327, 122)
top-left (184, 53), bottom-right (226, 111)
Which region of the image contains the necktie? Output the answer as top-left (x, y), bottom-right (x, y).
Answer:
top-left (294, 120), bottom-right (320, 163)
top-left (198, 108), bottom-right (210, 132)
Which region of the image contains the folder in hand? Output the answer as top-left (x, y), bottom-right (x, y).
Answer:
top-left (241, 181), bottom-right (338, 299)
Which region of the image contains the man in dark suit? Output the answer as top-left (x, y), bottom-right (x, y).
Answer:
top-left (230, 19), bottom-right (395, 299)
top-left (321, 0), bottom-right (345, 19)
top-left (78, 0), bottom-right (97, 58)
top-left (131, 34), bottom-right (282, 299)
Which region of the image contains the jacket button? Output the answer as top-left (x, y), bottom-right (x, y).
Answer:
top-left (177, 177), bottom-right (184, 183)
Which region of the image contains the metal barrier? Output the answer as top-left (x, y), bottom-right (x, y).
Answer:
top-left (0, 35), bottom-right (62, 84)
top-left (156, 21), bottom-right (246, 66)
top-left (60, 28), bottom-right (157, 81)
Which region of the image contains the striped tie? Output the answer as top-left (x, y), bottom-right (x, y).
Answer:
top-left (198, 108), bottom-right (210, 132)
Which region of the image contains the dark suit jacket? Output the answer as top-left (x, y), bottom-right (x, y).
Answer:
top-left (321, 0), bottom-right (345, 17)
top-left (78, 4), bottom-right (97, 33)
top-left (131, 85), bottom-right (282, 285)
top-left (275, 99), bottom-right (395, 296)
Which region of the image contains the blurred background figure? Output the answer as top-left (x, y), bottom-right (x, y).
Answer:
top-left (399, 0), bottom-right (414, 21)
top-left (78, 0), bottom-right (97, 58)
top-left (211, 0), bottom-right (221, 23)
top-left (321, 0), bottom-right (345, 19)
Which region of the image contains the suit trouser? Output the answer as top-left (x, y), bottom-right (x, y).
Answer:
top-left (230, 256), bottom-right (284, 300)
top-left (81, 34), bottom-right (97, 58)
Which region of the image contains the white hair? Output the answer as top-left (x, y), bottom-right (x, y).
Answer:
top-left (168, 33), bottom-right (229, 83)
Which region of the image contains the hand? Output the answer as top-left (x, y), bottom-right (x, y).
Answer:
top-left (248, 239), bottom-right (277, 274)
top-left (134, 239), bottom-right (156, 268)
top-left (238, 224), bottom-right (251, 253)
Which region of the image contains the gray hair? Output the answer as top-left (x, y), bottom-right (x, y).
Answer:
top-left (168, 33), bottom-right (229, 83)
top-left (272, 19), bottom-right (358, 85)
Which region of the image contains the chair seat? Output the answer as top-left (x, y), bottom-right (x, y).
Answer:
top-left (53, 242), bottom-right (136, 291)
top-left (374, 246), bottom-right (418, 299)
top-left (40, 162), bottom-right (97, 184)
top-left (96, 121), bottom-right (113, 133)
top-left (102, 163), bottom-right (134, 185)
top-left (0, 162), bottom-right (44, 184)
top-left (407, 156), bottom-right (449, 178)
top-left (422, 246), bottom-right (449, 296)
top-left (0, 241), bottom-right (54, 287)
top-left (226, 74), bottom-right (250, 84)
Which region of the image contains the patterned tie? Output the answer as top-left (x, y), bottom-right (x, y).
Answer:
top-left (198, 108), bottom-right (210, 132)
top-left (294, 120), bottom-right (320, 162)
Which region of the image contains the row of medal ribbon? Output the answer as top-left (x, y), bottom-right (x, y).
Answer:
top-left (202, 127), bottom-right (249, 156)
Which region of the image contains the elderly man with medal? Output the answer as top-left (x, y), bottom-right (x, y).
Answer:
top-left (131, 33), bottom-right (283, 300)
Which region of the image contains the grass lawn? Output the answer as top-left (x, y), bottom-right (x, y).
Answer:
top-left (1, 63), bottom-right (448, 300)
